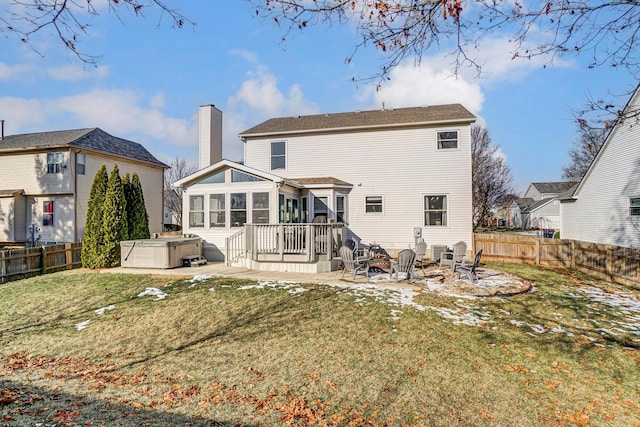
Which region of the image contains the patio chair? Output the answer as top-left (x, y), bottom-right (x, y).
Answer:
top-left (390, 249), bottom-right (417, 282)
top-left (343, 238), bottom-right (357, 255)
top-left (339, 245), bottom-right (369, 280)
top-left (440, 241), bottom-right (467, 272)
top-left (413, 239), bottom-right (428, 275)
top-left (455, 249), bottom-right (483, 283)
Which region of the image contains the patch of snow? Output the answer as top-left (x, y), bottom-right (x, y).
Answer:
top-left (75, 320), bottom-right (90, 331)
top-left (137, 287), bottom-right (167, 301)
top-left (94, 305), bottom-right (115, 315)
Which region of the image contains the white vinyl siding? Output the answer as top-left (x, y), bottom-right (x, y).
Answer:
top-left (560, 90), bottom-right (640, 248)
top-left (243, 125), bottom-right (473, 250)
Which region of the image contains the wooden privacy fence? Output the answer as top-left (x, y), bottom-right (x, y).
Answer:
top-left (0, 243), bottom-right (82, 284)
top-left (473, 233), bottom-right (640, 288)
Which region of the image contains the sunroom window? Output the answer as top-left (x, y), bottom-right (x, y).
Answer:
top-left (189, 195), bottom-right (205, 227)
top-left (230, 193), bottom-right (247, 227)
top-left (209, 194), bottom-right (225, 227)
top-left (252, 192), bottom-right (270, 224)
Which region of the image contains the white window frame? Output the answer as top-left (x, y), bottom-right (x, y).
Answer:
top-left (43, 201), bottom-right (54, 226)
top-left (336, 195), bottom-right (346, 223)
top-left (189, 195), bottom-right (205, 228)
top-left (365, 196), bottom-right (383, 214)
top-left (76, 153), bottom-right (86, 175)
top-left (424, 194), bottom-right (448, 226)
top-left (230, 192), bottom-right (247, 227)
top-left (47, 152), bottom-right (64, 174)
top-left (271, 141), bottom-right (286, 170)
top-left (252, 192), bottom-right (270, 224)
top-left (630, 197), bottom-right (640, 217)
top-left (437, 131), bottom-right (458, 150)
top-left (209, 194), bottom-right (226, 227)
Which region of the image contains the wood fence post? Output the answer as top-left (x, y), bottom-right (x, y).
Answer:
top-left (0, 250), bottom-right (5, 283)
top-left (570, 240), bottom-right (575, 270)
top-left (65, 243), bottom-right (73, 270)
top-left (536, 237), bottom-right (541, 265)
top-left (41, 246), bottom-right (46, 274)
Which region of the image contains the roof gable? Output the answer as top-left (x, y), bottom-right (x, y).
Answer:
top-left (239, 104), bottom-right (476, 138)
top-left (174, 159), bottom-right (301, 188)
top-left (0, 127), bottom-right (166, 168)
top-left (571, 83), bottom-right (640, 199)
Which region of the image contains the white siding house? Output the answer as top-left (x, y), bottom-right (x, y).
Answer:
top-left (0, 128), bottom-right (166, 244)
top-left (560, 86), bottom-right (640, 248)
top-left (176, 104), bottom-right (476, 265)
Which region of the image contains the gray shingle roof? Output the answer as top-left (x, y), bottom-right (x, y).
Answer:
top-left (239, 104), bottom-right (476, 137)
top-left (531, 182), bottom-right (579, 194)
top-left (0, 128), bottom-right (167, 168)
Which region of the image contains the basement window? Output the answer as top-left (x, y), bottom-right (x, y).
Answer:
top-left (630, 197), bottom-right (640, 216)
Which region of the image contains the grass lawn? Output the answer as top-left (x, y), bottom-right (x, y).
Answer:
top-left (0, 264), bottom-right (638, 426)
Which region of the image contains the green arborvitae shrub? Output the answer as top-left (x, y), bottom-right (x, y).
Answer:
top-left (122, 173), bottom-right (135, 239)
top-left (129, 173), bottom-right (150, 239)
top-left (81, 165), bottom-right (108, 268)
top-left (101, 165), bottom-right (129, 267)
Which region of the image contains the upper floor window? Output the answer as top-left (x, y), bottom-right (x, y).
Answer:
top-left (425, 195), bottom-right (447, 226)
top-left (271, 141), bottom-right (286, 170)
top-left (209, 194), bottom-right (225, 227)
top-left (365, 196), bottom-right (383, 214)
top-left (43, 201), bottom-right (54, 226)
top-left (47, 152), bottom-right (64, 174)
top-left (76, 153), bottom-right (86, 175)
top-left (230, 193), bottom-right (247, 227)
top-left (437, 131), bottom-right (458, 149)
top-left (189, 195), bottom-right (205, 228)
top-left (630, 197), bottom-right (640, 216)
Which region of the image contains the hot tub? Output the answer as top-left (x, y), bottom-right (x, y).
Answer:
top-left (120, 236), bottom-right (202, 269)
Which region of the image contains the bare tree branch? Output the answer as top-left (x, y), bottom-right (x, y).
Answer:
top-left (1, 0), bottom-right (194, 64)
top-left (164, 157), bottom-right (197, 228)
top-left (471, 125), bottom-right (513, 229)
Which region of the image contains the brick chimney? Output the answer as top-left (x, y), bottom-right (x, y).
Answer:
top-left (198, 105), bottom-right (222, 169)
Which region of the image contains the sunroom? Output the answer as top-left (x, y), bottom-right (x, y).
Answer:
top-left (174, 160), bottom-right (351, 272)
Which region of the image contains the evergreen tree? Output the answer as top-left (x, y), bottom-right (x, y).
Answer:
top-left (81, 165), bottom-right (108, 268)
top-left (101, 165), bottom-right (129, 267)
top-left (130, 173), bottom-right (150, 239)
top-left (122, 173), bottom-right (135, 239)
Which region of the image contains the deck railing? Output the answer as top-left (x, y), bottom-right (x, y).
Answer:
top-left (225, 229), bottom-right (247, 266)
top-left (227, 223), bottom-right (343, 264)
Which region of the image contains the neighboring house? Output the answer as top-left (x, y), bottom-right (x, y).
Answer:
top-left (163, 189), bottom-right (181, 231)
top-left (560, 85), bottom-right (640, 248)
top-left (175, 104), bottom-right (476, 263)
top-left (524, 182), bottom-right (578, 201)
top-left (0, 127), bottom-right (166, 244)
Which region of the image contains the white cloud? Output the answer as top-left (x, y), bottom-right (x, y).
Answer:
top-left (223, 64), bottom-right (318, 161)
top-left (46, 64), bottom-right (109, 81)
top-left (229, 49), bottom-right (259, 64)
top-left (364, 61), bottom-right (485, 120)
top-left (0, 62), bottom-right (37, 81)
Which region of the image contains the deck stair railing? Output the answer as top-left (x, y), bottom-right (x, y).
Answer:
top-left (225, 228), bottom-right (246, 266)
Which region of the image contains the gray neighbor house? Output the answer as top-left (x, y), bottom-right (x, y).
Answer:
top-left (0, 127), bottom-right (166, 245)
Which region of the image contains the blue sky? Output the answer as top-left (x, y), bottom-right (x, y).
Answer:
top-left (0, 1), bottom-right (636, 192)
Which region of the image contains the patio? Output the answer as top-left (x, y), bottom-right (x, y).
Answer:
top-left (109, 258), bottom-right (533, 298)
